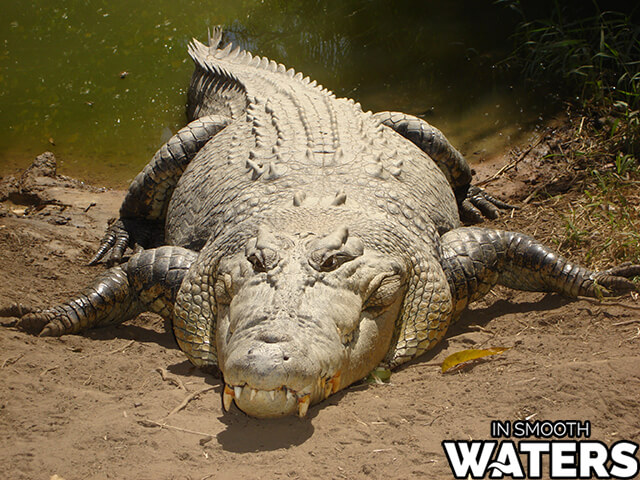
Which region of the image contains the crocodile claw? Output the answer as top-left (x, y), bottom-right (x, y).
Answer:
top-left (89, 219), bottom-right (131, 265)
top-left (593, 262), bottom-right (640, 296)
top-left (15, 307), bottom-right (71, 336)
top-left (460, 185), bottom-right (516, 224)
top-left (0, 303), bottom-right (65, 336)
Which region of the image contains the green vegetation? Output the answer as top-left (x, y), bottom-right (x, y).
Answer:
top-left (497, 1), bottom-right (639, 108)
top-left (496, 1), bottom-right (640, 269)
top-left (497, 0), bottom-right (639, 155)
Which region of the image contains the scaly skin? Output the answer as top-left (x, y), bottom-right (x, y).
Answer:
top-left (89, 116), bottom-right (229, 265)
top-left (9, 28), bottom-right (639, 418)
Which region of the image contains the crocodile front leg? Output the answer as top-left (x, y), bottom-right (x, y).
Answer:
top-left (373, 111), bottom-right (513, 222)
top-left (440, 227), bottom-right (640, 318)
top-left (18, 246), bottom-right (196, 336)
top-left (90, 115), bottom-right (230, 265)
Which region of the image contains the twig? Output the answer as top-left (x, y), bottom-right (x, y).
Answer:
top-left (1, 353), bottom-right (24, 368)
top-left (523, 175), bottom-right (558, 204)
top-left (164, 386), bottom-right (216, 419)
top-left (40, 365), bottom-right (59, 376)
top-left (612, 319), bottom-right (640, 326)
top-left (577, 116), bottom-right (585, 136)
top-left (156, 367), bottom-right (187, 391)
top-left (477, 136), bottom-right (544, 187)
top-left (427, 413), bottom-right (445, 426)
top-left (137, 418), bottom-right (214, 438)
top-left (576, 296), bottom-right (640, 311)
top-left (108, 339), bottom-right (136, 355)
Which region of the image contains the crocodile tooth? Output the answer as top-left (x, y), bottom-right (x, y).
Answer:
top-left (249, 388), bottom-right (257, 401)
top-left (331, 371), bottom-right (341, 393)
top-left (286, 388), bottom-right (295, 402)
top-left (324, 381), bottom-right (332, 399)
top-left (223, 384), bottom-right (234, 411)
top-left (297, 395), bottom-right (310, 418)
top-left (234, 386), bottom-right (243, 399)
top-left (269, 390), bottom-right (276, 401)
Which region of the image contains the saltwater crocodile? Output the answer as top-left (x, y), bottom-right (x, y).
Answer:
top-left (16, 30), bottom-right (639, 418)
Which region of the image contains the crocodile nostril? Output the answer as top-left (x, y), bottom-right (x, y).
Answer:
top-left (283, 355), bottom-right (290, 361)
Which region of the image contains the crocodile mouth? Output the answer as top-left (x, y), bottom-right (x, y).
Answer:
top-left (222, 371), bottom-right (341, 418)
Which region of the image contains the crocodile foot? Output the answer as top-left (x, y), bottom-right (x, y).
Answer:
top-left (89, 218), bottom-right (163, 265)
top-left (460, 185), bottom-right (516, 223)
top-left (15, 308), bottom-right (65, 336)
top-left (0, 303), bottom-right (62, 336)
top-left (592, 262), bottom-right (640, 297)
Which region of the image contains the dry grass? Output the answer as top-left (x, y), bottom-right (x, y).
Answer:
top-left (487, 103), bottom-right (640, 272)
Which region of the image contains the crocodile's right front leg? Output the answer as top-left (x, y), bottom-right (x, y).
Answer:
top-left (90, 115), bottom-right (230, 265)
top-left (18, 246), bottom-right (197, 336)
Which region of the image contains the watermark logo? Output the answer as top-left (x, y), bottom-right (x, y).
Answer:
top-left (442, 420), bottom-right (639, 479)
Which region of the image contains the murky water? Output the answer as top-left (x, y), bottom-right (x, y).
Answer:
top-left (1, 1), bottom-right (552, 187)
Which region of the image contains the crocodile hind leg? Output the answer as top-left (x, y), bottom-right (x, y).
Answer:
top-left (440, 227), bottom-right (640, 318)
top-left (18, 246), bottom-right (196, 336)
top-left (373, 111), bottom-right (513, 222)
top-left (90, 115), bottom-right (229, 265)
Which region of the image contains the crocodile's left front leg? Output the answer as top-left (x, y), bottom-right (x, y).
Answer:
top-left (17, 246), bottom-right (196, 336)
top-left (440, 227), bottom-right (640, 319)
top-left (373, 111), bottom-right (513, 222)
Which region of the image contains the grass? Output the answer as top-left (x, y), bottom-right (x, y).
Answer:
top-left (537, 111), bottom-right (640, 269)
top-left (497, 1), bottom-right (640, 110)
top-left (492, 1), bottom-right (640, 271)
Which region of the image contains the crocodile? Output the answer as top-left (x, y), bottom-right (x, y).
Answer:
top-left (15, 30), bottom-right (640, 418)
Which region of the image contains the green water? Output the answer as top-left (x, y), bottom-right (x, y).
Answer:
top-left (0, 1), bottom-right (551, 187)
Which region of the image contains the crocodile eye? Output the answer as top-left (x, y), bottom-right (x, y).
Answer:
top-left (321, 255), bottom-right (338, 271)
top-left (318, 254), bottom-right (351, 272)
top-left (247, 253), bottom-right (267, 272)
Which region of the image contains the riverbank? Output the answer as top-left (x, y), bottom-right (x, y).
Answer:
top-left (0, 117), bottom-right (639, 478)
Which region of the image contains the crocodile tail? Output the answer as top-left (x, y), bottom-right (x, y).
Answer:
top-left (186, 28), bottom-right (247, 121)
top-left (187, 28), bottom-right (335, 118)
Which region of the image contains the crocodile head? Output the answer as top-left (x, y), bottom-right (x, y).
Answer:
top-left (212, 224), bottom-right (407, 417)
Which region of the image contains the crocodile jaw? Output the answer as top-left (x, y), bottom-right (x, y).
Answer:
top-left (215, 300), bottom-right (350, 418)
top-left (222, 371), bottom-right (343, 418)
top-left (216, 295), bottom-right (403, 417)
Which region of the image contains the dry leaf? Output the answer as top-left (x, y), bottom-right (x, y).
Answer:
top-left (441, 347), bottom-right (510, 373)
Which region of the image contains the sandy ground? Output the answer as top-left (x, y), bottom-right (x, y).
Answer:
top-left (0, 151), bottom-right (638, 480)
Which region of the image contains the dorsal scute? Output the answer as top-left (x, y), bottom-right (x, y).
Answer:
top-left (188, 27), bottom-right (336, 97)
